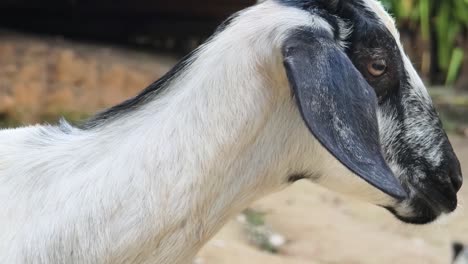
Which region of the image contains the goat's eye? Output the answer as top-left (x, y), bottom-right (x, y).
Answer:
top-left (368, 60), bottom-right (387, 77)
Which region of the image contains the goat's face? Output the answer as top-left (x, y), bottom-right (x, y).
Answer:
top-left (351, 2), bottom-right (463, 224)
top-left (278, 0), bottom-right (463, 224)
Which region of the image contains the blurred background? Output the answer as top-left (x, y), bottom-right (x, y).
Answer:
top-left (0, 0), bottom-right (467, 263)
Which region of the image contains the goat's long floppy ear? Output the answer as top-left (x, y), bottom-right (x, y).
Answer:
top-left (282, 30), bottom-right (406, 199)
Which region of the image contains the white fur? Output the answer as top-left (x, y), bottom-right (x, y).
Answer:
top-left (0, 2), bottom-right (396, 263)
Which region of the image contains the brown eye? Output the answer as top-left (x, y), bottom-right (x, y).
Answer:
top-left (368, 59), bottom-right (387, 77)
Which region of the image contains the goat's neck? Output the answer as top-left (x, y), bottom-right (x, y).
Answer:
top-left (75, 32), bottom-right (291, 264)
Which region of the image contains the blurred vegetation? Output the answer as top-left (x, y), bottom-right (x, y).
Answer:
top-left (242, 209), bottom-right (284, 254)
top-left (381, 0), bottom-right (468, 86)
top-left (0, 111), bottom-right (90, 129)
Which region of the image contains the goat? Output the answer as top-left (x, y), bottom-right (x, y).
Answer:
top-left (0, 0), bottom-right (463, 263)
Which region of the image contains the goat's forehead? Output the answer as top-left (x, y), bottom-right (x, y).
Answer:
top-left (360, 0), bottom-right (400, 40)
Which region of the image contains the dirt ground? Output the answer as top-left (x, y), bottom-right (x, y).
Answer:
top-left (1, 32), bottom-right (467, 264)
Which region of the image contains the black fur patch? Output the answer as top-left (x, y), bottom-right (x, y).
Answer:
top-left (278, 0), bottom-right (329, 10)
top-left (278, 0), bottom-right (347, 42)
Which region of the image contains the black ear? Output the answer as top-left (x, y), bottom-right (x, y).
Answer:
top-left (282, 29), bottom-right (406, 199)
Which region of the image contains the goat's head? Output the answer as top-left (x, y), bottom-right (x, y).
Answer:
top-left (269, 0), bottom-right (463, 224)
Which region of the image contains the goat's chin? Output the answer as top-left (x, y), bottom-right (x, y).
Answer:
top-left (386, 208), bottom-right (439, 225)
top-left (384, 198), bottom-right (445, 225)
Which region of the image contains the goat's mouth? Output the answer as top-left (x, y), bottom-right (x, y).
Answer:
top-left (384, 182), bottom-right (458, 225)
top-left (385, 198), bottom-right (441, 225)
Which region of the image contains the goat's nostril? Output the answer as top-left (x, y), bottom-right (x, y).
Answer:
top-left (449, 165), bottom-right (463, 192)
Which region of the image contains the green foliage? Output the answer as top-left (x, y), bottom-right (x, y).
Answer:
top-left (243, 208), bottom-right (266, 226)
top-left (39, 111), bottom-right (90, 125)
top-left (447, 48), bottom-right (465, 85)
top-left (380, 0), bottom-right (468, 85)
top-left (242, 209), bottom-right (283, 254)
top-left (0, 115), bottom-right (20, 128)
top-left (0, 111), bottom-right (90, 129)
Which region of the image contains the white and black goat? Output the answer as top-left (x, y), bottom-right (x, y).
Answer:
top-left (0, 0), bottom-right (463, 263)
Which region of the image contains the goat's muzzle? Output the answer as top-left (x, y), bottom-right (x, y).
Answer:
top-left (388, 151), bottom-right (463, 225)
